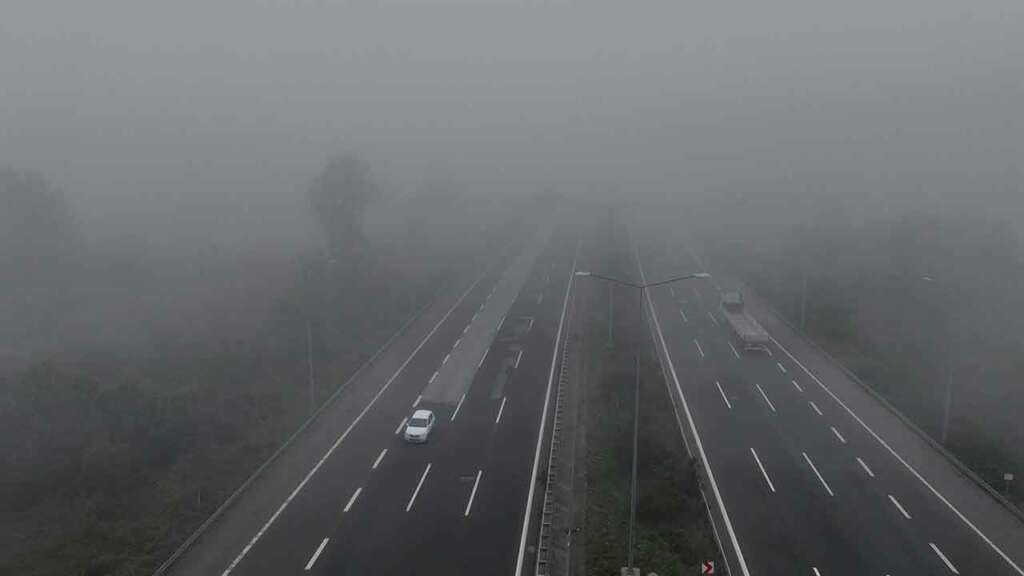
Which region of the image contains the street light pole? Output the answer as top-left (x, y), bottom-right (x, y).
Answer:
top-left (627, 355), bottom-right (639, 570)
top-left (922, 275), bottom-right (954, 444)
top-left (574, 269), bottom-right (710, 572)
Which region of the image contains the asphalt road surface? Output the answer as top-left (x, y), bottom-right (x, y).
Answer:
top-left (167, 228), bottom-right (578, 576)
top-left (637, 240), bottom-right (1024, 576)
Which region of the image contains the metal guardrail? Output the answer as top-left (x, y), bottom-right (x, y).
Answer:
top-left (535, 282), bottom-right (576, 576)
top-left (150, 291), bottom-right (442, 576)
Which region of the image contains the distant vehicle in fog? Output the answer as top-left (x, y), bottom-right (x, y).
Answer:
top-left (720, 291), bottom-right (771, 352)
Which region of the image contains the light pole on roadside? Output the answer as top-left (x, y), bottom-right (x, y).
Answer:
top-left (573, 269), bottom-right (711, 572)
top-left (921, 274), bottom-right (957, 445)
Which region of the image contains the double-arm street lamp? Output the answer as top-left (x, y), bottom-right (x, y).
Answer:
top-left (573, 268), bottom-right (711, 573)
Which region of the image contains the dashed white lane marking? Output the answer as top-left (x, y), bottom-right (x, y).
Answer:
top-left (219, 275), bottom-right (485, 576)
top-left (750, 448), bottom-right (776, 493)
top-left (527, 317), bottom-right (534, 332)
top-left (856, 457), bottom-right (875, 478)
top-left (670, 287), bottom-right (676, 297)
top-left (478, 347), bottom-right (489, 368)
top-left (496, 397), bottom-right (507, 424)
top-left (729, 342), bottom-right (740, 359)
top-left (930, 542), bottom-right (960, 574)
top-left (372, 448), bottom-right (387, 469)
top-left (454, 337), bottom-right (461, 348)
top-left (344, 487), bottom-right (362, 513)
top-left (304, 538), bottom-right (329, 571)
top-left (515, 349), bottom-right (523, 368)
top-left (680, 309), bottom-right (688, 323)
top-left (395, 417), bottom-right (408, 435)
top-left (708, 311), bottom-right (719, 325)
top-left (464, 470), bottom-right (483, 516)
top-left (831, 427), bottom-right (847, 444)
top-left (716, 380), bottom-right (733, 409)
top-left (406, 463), bottom-right (432, 512)
top-left (498, 314), bottom-right (506, 331)
top-left (889, 494), bottom-right (912, 519)
top-left (413, 395), bottom-right (422, 408)
top-left (695, 339), bottom-right (705, 358)
top-left (755, 384), bottom-right (777, 413)
top-left (443, 353), bottom-right (451, 364)
top-left (809, 400), bottom-right (823, 416)
top-left (812, 568), bottom-right (822, 576)
top-left (451, 393), bottom-right (466, 421)
top-left (770, 334), bottom-right (1024, 575)
top-left (802, 452), bottom-right (834, 496)
top-left (792, 379), bottom-right (803, 392)
top-left (777, 362), bottom-right (787, 374)
top-left (463, 324), bottom-right (469, 334)
top-left (472, 312), bottom-right (478, 322)
top-left (537, 293), bottom-right (543, 305)
top-left (429, 371), bottom-right (438, 384)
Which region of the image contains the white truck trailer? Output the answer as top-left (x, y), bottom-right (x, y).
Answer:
top-left (720, 291), bottom-right (771, 352)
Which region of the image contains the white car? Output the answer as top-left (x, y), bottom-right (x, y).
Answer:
top-left (403, 409), bottom-right (436, 443)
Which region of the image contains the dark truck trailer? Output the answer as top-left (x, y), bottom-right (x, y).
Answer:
top-left (720, 291), bottom-right (771, 352)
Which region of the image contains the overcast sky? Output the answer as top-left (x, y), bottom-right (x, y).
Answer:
top-left (2, 0), bottom-right (1022, 226)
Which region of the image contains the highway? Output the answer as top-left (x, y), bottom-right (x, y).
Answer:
top-left (636, 238), bottom-right (1024, 575)
top-left (166, 225), bottom-right (578, 576)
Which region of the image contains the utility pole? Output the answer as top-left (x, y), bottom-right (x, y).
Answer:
top-left (306, 318), bottom-right (315, 414)
top-left (800, 268), bottom-right (808, 329)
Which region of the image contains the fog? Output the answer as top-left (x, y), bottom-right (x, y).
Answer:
top-left (2, 0), bottom-right (1023, 573)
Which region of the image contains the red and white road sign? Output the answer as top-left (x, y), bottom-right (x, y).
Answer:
top-left (701, 560), bottom-right (715, 574)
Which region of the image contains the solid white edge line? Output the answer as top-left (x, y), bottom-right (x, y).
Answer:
top-left (220, 274), bottom-right (484, 575)
top-left (639, 254), bottom-right (752, 576)
top-left (451, 394), bottom-right (466, 421)
top-left (802, 452), bottom-right (834, 496)
top-left (729, 342), bottom-right (740, 359)
top-left (406, 463), bottom-right (432, 512)
top-left (695, 339), bottom-right (705, 358)
top-left (769, 334), bottom-right (1024, 575)
top-left (930, 542), bottom-right (961, 574)
top-left (343, 487), bottom-right (362, 513)
top-left (514, 248), bottom-right (577, 576)
top-left (809, 400), bottom-right (823, 416)
top-left (856, 457), bottom-right (876, 478)
top-left (515, 349), bottom-right (523, 368)
top-left (496, 396), bottom-right (507, 424)
top-left (792, 379), bottom-right (804, 392)
top-left (372, 448), bottom-right (387, 469)
top-left (465, 470), bottom-right (483, 516)
top-left (304, 538), bottom-right (329, 571)
top-left (750, 448), bottom-right (776, 493)
top-left (831, 427), bottom-right (847, 444)
top-left (715, 380), bottom-right (733, 409)
top-left (755, 383), bottom-right (777, 413)
top-left (889, 494), bottom-right (912, 519)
